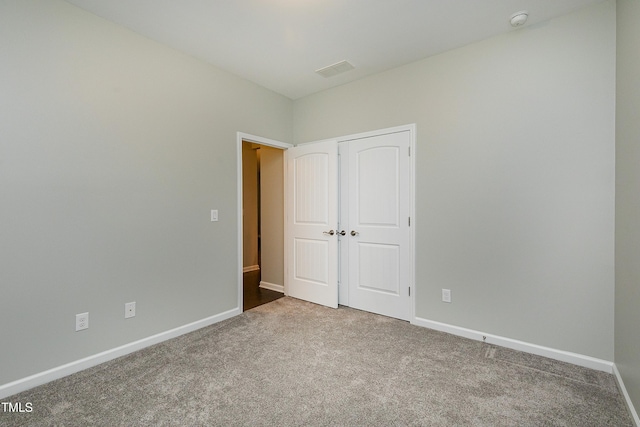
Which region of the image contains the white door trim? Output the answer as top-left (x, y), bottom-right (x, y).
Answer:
top-left (236, 132), bottom-right (292, 312)
top-left (238, 125), bottom-right (415, 320)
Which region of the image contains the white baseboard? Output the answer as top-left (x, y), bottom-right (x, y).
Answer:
top-left (243, 265), bottom-right (260, 273)
top-left (613, 364), bottom-right (640, 426)
top-left (259, 281), bottom-right (284, 293)
top-left (0, 307), bottom-right (241, 400)
top-left (412, 316), bottom-right (614, 373)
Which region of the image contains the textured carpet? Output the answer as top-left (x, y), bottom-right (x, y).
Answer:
top-left (1, 297), bottom-right (633, 426)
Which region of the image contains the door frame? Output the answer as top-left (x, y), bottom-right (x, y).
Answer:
top-left (236, 132), bottom-right (292, 312)
top-left (236, 124), bottom-right (415, 320)
top-left (294, 124), bottom-right (416, 320)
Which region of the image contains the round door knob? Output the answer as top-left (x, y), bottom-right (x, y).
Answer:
top-left (350, 230), bottom-right (359, 236)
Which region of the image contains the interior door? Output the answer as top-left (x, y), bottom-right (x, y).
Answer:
top-left (285, 141), bottom-right (339, 308)
top-left (346, 131), bottom-right (411, 320)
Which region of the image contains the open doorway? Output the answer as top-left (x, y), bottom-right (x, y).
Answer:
top-left (240, 137), bottom-right (288, 311)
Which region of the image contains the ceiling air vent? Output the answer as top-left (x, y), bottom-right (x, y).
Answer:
top-left (315, 60), bottom-right (355, 78)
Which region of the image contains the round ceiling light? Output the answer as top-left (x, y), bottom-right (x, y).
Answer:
top-left (510, 11), bottom-right (529, 27)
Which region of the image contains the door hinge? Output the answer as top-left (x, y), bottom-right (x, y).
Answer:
top-left (408, 146), bottom-right (411, 157)
top-left (408, 217), bottom-right (411, 226)
top-left (408, 286), bottom-right (411, 296)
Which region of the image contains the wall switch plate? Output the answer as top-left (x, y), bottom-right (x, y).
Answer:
top-left (442, 289), bottom-right (452, 303)
top-left (125, 302), bottom-right (136, 318)
top-left (211, 210), bottom-right (218, 222)
top-left (76, 312), bottom-right (89, 331)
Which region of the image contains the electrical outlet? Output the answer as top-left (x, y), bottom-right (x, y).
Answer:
top-left (442, 289), bottom-right (452, 303)
top-left (125, 302), bottom-right (136, 319)
top-left (76, 312), bottom-right (89, 331)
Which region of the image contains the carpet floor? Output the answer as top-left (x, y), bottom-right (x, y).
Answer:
top-left (1, 297), bottom-right (633, 426)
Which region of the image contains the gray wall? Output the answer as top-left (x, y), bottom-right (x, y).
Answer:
top-left (616, 0), bottom-right (640, 413)
top-left (294, 1), bottom-right (616, 360)
top-left (0, 0), bottom-right (292, 385)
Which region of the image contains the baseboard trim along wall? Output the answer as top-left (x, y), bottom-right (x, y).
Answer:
top-left (0, 307), bottom-right (241, 400)
top-left (412, 316), bottom-right (640, 420)
top-left (412, 316), bottom-right (613, 373)
top-left (242, 265), bottom-right (260, 273)
top-left (613, 364), bottom-right (640, 426)
top-left (259, 281), bottom-right (284, 293)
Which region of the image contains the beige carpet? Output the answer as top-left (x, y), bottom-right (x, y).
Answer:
top-left (1, 297), bottom-right (633, 426)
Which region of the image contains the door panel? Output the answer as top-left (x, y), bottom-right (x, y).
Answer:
top-left (357, 146), bottom-right (400, 227)
top-left (293, 238), bottom-right (329, 285)
top-left (286, 141), bottom-right (338, 308)
top-left (293, 153), bottom-right (329, 225)
top-left (357, 242), bottom-right (400, 294)
top-left (347, 131), bottom-right (411, 320)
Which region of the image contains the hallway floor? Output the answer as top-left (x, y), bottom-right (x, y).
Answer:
top-left (243, 270), bottom-right (284, 311)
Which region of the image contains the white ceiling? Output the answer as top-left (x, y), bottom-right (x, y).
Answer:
top-left (64, 0), bottom-right (604, 100)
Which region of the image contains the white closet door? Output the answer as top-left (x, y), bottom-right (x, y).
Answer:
top-left (346, 131), bottom-right (411, 320)
top-left (285, 141), bottom-right (339, 308)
